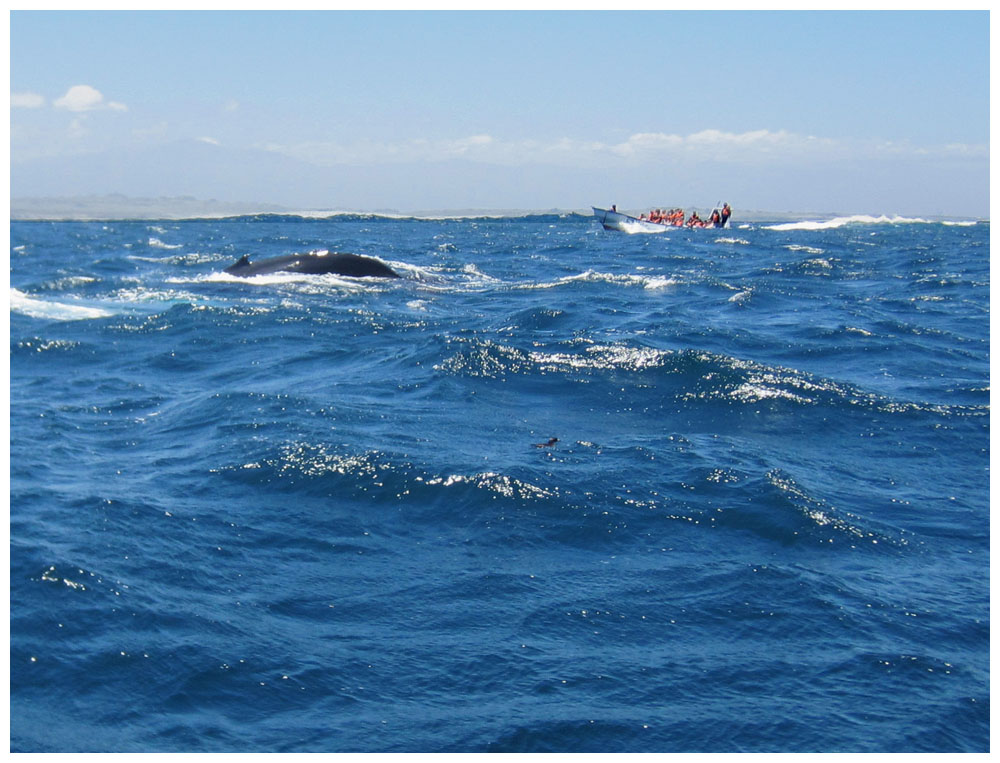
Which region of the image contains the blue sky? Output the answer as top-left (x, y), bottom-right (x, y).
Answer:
top-left (10, 10), bottom-right (990, 215)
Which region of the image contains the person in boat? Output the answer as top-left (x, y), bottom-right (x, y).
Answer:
top-left (721, 203), bottom-right (731, 226)
top-left (709, 209), bottom-right (721, 227)
top-left (686, 211), bottom-right (704, 227)
top-left (611, 205), bottom-right (617, 212)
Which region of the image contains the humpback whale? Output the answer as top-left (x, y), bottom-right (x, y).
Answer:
top-left (224, 251), bottom-right (401, 279)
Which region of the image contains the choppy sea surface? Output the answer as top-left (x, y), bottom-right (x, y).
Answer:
top-left (10, 212), bottom-right (989, 752)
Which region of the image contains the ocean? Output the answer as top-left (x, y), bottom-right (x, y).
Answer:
top-left (9, 212), bottom-right (989, 752)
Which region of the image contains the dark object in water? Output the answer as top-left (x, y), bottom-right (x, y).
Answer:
top-left (224, 251), bottom-right (401, 278)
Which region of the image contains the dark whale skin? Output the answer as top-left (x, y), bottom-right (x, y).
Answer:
top-left (224, 251), bottom-right (401, 278)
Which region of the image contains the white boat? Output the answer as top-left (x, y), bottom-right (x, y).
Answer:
top-left (593, 206), bottom-right (730, 233)
top-left (592, 207), bottom-right (673, 233)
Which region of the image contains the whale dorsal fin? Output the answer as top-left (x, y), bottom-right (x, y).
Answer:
top-left (235, 254), bottom-right (250, 267)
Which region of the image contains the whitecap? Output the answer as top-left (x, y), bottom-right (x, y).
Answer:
top-left (111, 286), bottom-right (203, 305)
top-left (528, 270), bottom-right (677, 291)
top-left (615, 221), bottom-right (670, 235)
top-left (764, 214), bottom-right (943, 231)
top-left (148, 237), bottom-right (183, 250)
top-left (642, 276), bottom-right (678, 290)
top-left (426, 471), bottom-right (556, 500)
top-left (10, 288), bottom-right (113, 320)
top-left (731, 382), bottom-right (811, 404)
top-left (39, 276), bottom-right (98, 291)
top-left (803, 258), bottom-right (833, 269)
top-left (133, 251), bottom-right (219, 266)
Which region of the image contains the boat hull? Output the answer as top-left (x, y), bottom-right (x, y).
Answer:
top-left (592, 207), bottom-right (671, 233)
top-left (593, 207), bottom-right (729, 232)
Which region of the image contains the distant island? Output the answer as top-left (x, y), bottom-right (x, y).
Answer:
top-left (10, 194), bottom-right (849, 223)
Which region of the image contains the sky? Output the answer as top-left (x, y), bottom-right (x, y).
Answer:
top-left (9, 10), bottom-right (991, 216)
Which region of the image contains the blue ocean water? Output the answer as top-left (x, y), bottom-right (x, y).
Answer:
top-left (10, 212), bottom-right (989, 752)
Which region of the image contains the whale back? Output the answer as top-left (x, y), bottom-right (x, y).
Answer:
top-left (224, 251), bottom-right (400, 278)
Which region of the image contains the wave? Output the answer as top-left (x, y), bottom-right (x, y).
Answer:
top-left (610, 221), bottom-right (671, 235)
top-left (705, 468), bottom-right (907, 548)
top-left (130, 252), bottom-right (219, 265)
top-left (9, 288), bottom-right (114, 320)
top-left (212, 211), bottom-right (592, 224)
top-left (148, 237), bottom-right (183, 249)
top-left (193, 270), bottom-right (394, 293)
top-left (526, 270), bottom-right (678, 291)
top-left (171, 210), bottom-right (984, 228)
top-left (764, 215), bottom-right (980, 231)
top-left (215, 442), bottom-right (559, 516)
top-left (35, 276), bottom-right (99, 291)
top-left (435, 340), bottom-right (985, 419)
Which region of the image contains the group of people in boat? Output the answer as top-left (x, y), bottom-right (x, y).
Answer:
top-left (641, 208), bottom-right (686, 226)
top-left (637, 202), bottom-right (732, 228)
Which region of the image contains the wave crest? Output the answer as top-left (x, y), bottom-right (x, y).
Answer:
top-left (10, 288), bottom-right (114, 320)
top-left (764, 215), bottom-right (980, 231)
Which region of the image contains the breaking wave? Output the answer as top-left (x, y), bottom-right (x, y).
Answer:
top-left (764, 215), bottom-right (981, 231)
top-left (9, 288), bottom-right (114, 321)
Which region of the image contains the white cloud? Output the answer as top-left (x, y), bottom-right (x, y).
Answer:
top-left (260, 129), bottom-right (987, 170)
top-left (68, 117), bottom-right (88, 139)
top-left (454, 134), bottom-right (493, 151)
top-left (54, 85), bottom-right (127, 112)
top-left (54, 85), bottom-right (103, 111)
top-left (11, 92), bottom-right (45, 109)
top-left (196, 136), bottom-right (221, 145)
top-left (260, 136), bottom-right (502, 165)
top-left (607, 129), bottom-right (843, 162)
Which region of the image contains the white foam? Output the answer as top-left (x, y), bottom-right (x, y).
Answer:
top-left (763, 214), bottom-right (977, 231)
top-left (612, 220), bottom-right (671, 235)
top-left (528, 270), bottom-right (678, 291)
top-left (642, 276), bottom-right (678, 290)
top-left (148, 237), bottom-right (183, 249)
top-left (200, 270), bottom-right (368, 290)
top-left (10, 288), bottom-right (114, 320)
top-left (41, 276), bottom-right (99, 290)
